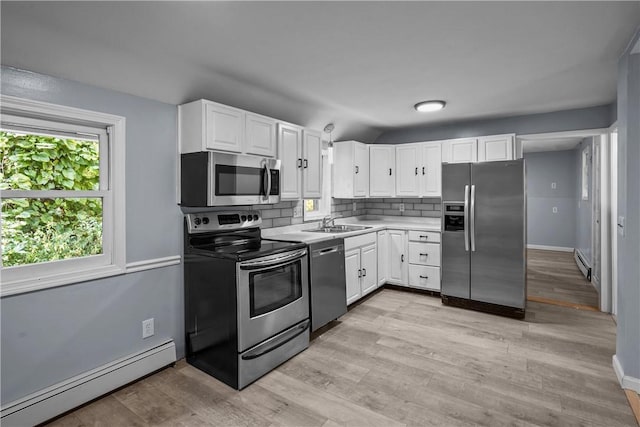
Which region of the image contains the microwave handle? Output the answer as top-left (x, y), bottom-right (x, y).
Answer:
top-left (263, 163), bottom-right (271, 201)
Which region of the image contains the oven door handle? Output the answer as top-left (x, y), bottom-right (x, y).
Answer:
top-left (239, 249), bottom-right (307, 270)
top-left (241, 320), bottom-right (309, 360)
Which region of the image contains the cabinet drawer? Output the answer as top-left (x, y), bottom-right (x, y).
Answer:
top-left (344, 232), bottom-right (377, 251)
top-left (408, 242), bottom-right (440, 266)
top-left (408, 230), bottom-right (440, 243)
top-left (408, 265), bottom-right (440, 291)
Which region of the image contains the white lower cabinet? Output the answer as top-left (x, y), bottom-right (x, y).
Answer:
top-left (407, 231), bottom-right (441, 291)
top-left (377, 230), bottom-right (388, 287)
top-left (387, 229), bottom-right (408, 285)
top-left (408, 265), bottom-right (441, 290)
top-left (344, 232), bottom-right (378, 305)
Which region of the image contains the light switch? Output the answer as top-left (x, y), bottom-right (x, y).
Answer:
top-left (551, 182), bottom-right (557, 189)
top-left (552, 207), bottom-right (558, 214)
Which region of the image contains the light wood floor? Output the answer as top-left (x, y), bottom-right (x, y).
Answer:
top-left (527, 249), bottom-right (600, 309)
top-left (47, 289), bottom-right (636, 427)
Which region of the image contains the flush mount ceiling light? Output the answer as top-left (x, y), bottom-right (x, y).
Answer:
top-left (414, 100), bottom-right (446, 113)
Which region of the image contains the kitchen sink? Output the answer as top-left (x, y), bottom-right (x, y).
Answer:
top-left (304, 225), bottom-right (372, 233)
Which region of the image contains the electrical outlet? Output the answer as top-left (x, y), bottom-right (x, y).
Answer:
top-left (352, 202), bottom-right (357, 212)
top-left (293, 205), bottom-right (302, 218)
top-left (552, 207), bottom-right (558, 213)
top-left (551, 182), bottom-right (557, 189)
top-left (399, 203), bottom-right (405, 212)
top-left (142, 318), bottom-right (154, 339)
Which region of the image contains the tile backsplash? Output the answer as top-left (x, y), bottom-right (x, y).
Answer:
top-left (182, 198), bottom-right (441, 229)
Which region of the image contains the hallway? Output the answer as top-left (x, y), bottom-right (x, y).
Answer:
top-left (527, 249), bottom-right (599, 309)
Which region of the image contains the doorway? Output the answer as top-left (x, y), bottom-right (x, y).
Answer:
top-left (519, 128), bottom-right (613, 311)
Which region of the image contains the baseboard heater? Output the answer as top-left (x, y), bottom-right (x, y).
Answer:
top-left (1, 340), bottom-right (176, 426)
top-left (574, 249), bottom-right (592, 281)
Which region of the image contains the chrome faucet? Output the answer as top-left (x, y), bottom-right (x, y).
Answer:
top-left (321, 215), bottom-right (339, 228)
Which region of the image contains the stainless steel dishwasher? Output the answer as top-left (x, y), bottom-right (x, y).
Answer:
top-left (309, 238), bottom-right (347, 332)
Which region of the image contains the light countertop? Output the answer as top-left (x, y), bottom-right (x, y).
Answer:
top-left (262, 215), bottom-right (441, 244)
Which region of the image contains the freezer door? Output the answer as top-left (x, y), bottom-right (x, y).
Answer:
top-left (441, 163), bottom-right (471, 298)
top-left (470, 160), bottom-right (526, 309)
top-left (442, 163), bottom-right (471, 202)
top-left (442, 231), bottom-right (470, 298)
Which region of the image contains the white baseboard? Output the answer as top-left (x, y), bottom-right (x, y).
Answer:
top-left (1, 340), bottom-right (176, 426)
top-left (526, 244), bottom-right (574, 252)
top-left (613, 354), bottom-right (640, 393)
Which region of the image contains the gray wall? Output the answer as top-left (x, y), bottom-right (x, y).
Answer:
top-left (375, 104), bottom-right (614, 144)
top-left (615, 29), bottom-right (640, 384)
top-left (575, 138), bottom-right (593, 264)
top-left (0, 67), bottom-right (184, 405)
top-left (523, 150), bottom-right (576, 248)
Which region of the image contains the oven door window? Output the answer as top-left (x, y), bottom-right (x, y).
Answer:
top-left (249, 261), bottom-right (302, 317)
top-left (216, 164), bottom-right (265, 196)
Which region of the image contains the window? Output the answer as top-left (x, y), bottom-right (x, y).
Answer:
top-left (581, 145), bottom-right (590, 201)
top-left (0, 95), bottom-right (125, 296)
top-left (303, 145), bottom-right (332, 221)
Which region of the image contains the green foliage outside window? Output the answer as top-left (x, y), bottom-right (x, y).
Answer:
top-left (1, 131), bottom-right (103, 267)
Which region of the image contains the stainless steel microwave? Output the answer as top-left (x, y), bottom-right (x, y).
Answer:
top-left (181, 152), bottom-right (280, 206)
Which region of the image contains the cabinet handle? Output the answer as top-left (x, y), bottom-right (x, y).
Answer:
top-left (419, 275), bottom-right (429, 279)
top-left (415, 167), bottom-right (418, 175)
top-left (422, 166), bottom-right (425, 175)
top-left (362, 268), bottom-right (367, 277)
top-left (419, 253), bottom-right (429, 257)
top-left (420, 235), bottom-right (429, 239)
top-left (304, 159), bottom-right (308, 169)
top-left (355, 165), bottom-right (359, 174)
top-left (401, 254), bottom-right (404, 262)
top-left (297, 158), bottom-right (302, 168)
top-left (389, 168), bottom-right (392, 176)
top-left (358, 269), bottom-right (362, 278)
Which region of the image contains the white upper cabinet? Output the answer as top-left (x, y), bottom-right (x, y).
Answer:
top-left (278, 124), bottom-right (323, 200)
top-left (477, 134), bottom-right (515, 162)
top-left (179, 99), bottom-right (278, 157)
top-left (369, 145), bottom-right (396, 197)
top-left (333, 141), bottom-right (369, 198)
top-left (442, 138), bottom-right (478, 163)
top-left (420, 142), bottom-right (442, 197)
top-left (395, 144), bottom-right (421, 197)
top-left (302, 129), bottom-right (323, 199)
top-left (278, 123), bottom-right (303, 200)
top-left (245, 112), bottom-right (277, 157)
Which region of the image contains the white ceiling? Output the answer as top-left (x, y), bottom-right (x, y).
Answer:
top-left (1, 2), bottom-right (638, 142)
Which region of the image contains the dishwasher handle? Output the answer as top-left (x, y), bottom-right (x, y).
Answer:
top-left (312, 245), bottom-right (343, 257)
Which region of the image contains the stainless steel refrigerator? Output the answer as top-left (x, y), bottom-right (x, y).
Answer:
top-left (441, 159), bottom-right (526, 318)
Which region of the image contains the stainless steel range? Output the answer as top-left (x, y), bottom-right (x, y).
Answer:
top-left (183, 210), bottom-right (309, 389)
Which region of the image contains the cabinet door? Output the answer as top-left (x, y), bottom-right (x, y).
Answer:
top-left (302, 129), bottom-right (323, 199)
top-left (444, 138), bottom-right (477, 163)
top-left (345, 249), bottom-right (362, 305)
top-left (354, 142), bottom-right (369, 197)
top-left (278, 123), bottom-right (302, 200)
top-left (361, 243), bottom-right (378, 296)
top-left (396, 145), bottom-right (420, 197)
top-left (377, 230), bottom-right (388, 287)
top-left (421, 142), bottom-right (442, 197)
top-left (245, 113), bottom-right (277, 157)
top-left (388, 230), bottom-right (408, 284)
top-left (478, 134), bottom-right (514, 162)
top-left (205, 103), bottom-right (244, 152)
top-left (369, 145), bottom-right (396, 197)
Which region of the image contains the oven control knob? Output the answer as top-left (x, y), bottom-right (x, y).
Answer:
top-left (241, 215), bottom-right (247, 222)
top-left (253, 214), bottom-right (259, 221)
top-left (202, 217), bottom-right (209, 225)
top-left (194, 218), bottom-right (201, 226)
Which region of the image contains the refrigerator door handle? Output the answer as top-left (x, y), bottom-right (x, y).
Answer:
top-left (464, 184), bottom-right (470, 252)
top-left (470, 184), bottom-right (476, 252)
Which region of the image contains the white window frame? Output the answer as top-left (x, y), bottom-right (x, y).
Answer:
top-left (0, 95), bottom-right (126, 296)
top-left (303, 145), bottom-right (332, 221)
